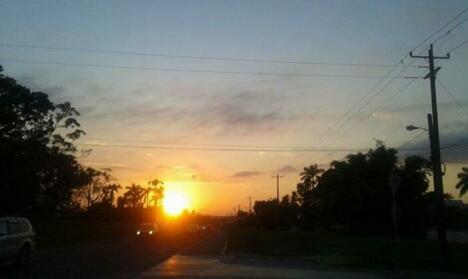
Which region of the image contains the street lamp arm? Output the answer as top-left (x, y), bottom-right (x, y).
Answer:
top-left (406, 125), bottom-right (429, 133)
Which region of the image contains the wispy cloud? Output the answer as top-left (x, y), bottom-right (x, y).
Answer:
top-left (277, 165), bottom-right (298, 173)
top-left (233, 171), bottom-right (261, 178)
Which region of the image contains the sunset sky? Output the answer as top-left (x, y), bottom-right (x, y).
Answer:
top-left (1, 0), bottom-right (467, 214)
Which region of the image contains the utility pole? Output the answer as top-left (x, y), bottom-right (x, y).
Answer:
top-left (410, 44), bottom-right (449, 261)
top-left (271, 174), bottom-right (284, 229)
top-left (247, 196), bottom-right (252, 215)
top-left (271, 174), bottom-right (284, 203)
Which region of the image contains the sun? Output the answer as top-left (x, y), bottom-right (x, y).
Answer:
top-left (163, 191), bottom-right (188, 216)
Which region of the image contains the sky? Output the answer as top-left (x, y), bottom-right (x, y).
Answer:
top-left (1, 0), bottom-right (467, 215)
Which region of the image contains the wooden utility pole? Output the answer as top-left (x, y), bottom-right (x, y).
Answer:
top-left (410, 44), bottom-right (449, 261)
top-left (247, 196), bottom-right (252, 214)
top-left (271, 174), bottom-right (284, 229)
top-left (271, 174), bottom-right (284, 203)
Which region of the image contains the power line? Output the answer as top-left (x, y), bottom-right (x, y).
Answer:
top-left (431, 16), bottom-right (468, 46)
top-left (332, 78), bottom-right (419, 147)
top-left (75, 142), bottom-right (426, 152)
top-left (398, 130), bottom-right (427, 150)
top-left (82, 136), bottom-right (461, 150)
top-left (316, 8), bottom-right (468, 152)
top-left (410, 7), bottom-right (468, 54)
top-left (297, 65), bottom-right (416, 168)
top-left (319, 66), bottom-right (420, 150)
top-left (0, 42), bottom-right (421, 68)
top-left (448, 38), bottom-right (468, 53)
top-left (440, 139), bottom-right (468, 150)
top-left (81, 137), bottom-right (319, 149)
top-left (0, 59), bottom-right (410, 79)
top-left (436, 78), bottom-right (468, 116)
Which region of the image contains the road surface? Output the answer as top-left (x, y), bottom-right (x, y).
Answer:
top-left (0, 233), bottom-right (203, 279)
top-left (4, 231), bottom-right (465, 279)
top-left (136, 232), bottom-right (466, 279)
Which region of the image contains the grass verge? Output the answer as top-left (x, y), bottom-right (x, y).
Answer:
top-left (227, 228), bottom-right (468, 273)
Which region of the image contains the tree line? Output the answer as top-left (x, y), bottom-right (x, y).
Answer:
top-left (239, 143), bottom-right (468, 234)
top-left (0, 65), bottom-right (164, 220)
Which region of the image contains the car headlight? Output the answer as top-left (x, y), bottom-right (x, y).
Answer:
top-left (137, 231), bottom-right (141, 235)
top-left (149, 230), bottom-right (153, 235)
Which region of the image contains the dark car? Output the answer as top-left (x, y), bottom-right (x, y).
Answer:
top-left (136, 223), bottom-right (159, 240)
top-left (0, 217), bottom-right (35, 267)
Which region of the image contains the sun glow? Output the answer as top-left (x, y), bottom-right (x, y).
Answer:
top-left (163, 191), bottom-right (188, 216)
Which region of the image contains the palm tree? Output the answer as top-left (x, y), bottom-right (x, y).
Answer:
top-left (455, 167), bottom-right (468, 197)
top-left (142, 187), bottom-right (151, 207)
top-left (148, 179), bottom-right (164, 208)
top-left (124, 184), bottom-right (146, 208)
top-left (103, 183), bottom-right (122, 206)
top-left (300, 164), bottom-right (324, 189)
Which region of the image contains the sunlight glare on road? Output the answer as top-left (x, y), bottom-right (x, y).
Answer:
top-left (163, 190), bottom-right (188, 216)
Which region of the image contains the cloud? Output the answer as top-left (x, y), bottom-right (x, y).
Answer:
top-left (84, 162), bottom-right (130, 170)
top-left (399, 129), bottom-right (468, 163)
top-left (75, 86), bottom-right (318, 137)
top-left (277, 165), bottom-right (298, 173)
top-left (232, 171), bottom-right (261, 178)
top-left (371, 112), bottom-right (392, 120)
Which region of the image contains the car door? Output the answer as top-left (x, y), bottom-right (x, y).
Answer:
top-left (0, 220), bottom-right (13, 259)
top-left (7, 221), bottom-right (22, 256)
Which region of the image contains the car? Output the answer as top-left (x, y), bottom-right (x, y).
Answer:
top-left (0, 217), bottom-right (35, 267)
top-left (136, 223), bottom-right (159, 239)
top-left (186, 223), bottom-right (204, 234)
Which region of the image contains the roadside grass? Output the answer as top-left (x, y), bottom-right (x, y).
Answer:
top-left (227, 228), bottom-right (468, 273)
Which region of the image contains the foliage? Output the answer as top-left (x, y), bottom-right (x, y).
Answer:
top-left (0, 65), bottom-right (87, 215)
top-left (147, 178), bottom-right (164, 207)
top-left (250, 195), bottom-right (299, 230)
top-left (245, 143), bottom-right (434, 234)
top-left (455, 167), bottom-right (468, 197)
top-left (311, 143), bottom-right (430, 233)
top-left (116, 179), bottom-right (165, 209)
top-left (76, 168), bottom-right (115, 209)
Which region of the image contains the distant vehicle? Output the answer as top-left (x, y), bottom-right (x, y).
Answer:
top-left (136, 223), bottom-right (159, 239)
top-left (0, 217), bottom-right (35, 267)
top-left (186, 223), bottom-right (210, 234)
top-left (201, 224), bottom-right (211, 233)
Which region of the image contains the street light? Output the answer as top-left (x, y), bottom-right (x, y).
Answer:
top-left (406, 125), bottom-right (428, 133)
top-left (406, 113), bottom-right (448, 262)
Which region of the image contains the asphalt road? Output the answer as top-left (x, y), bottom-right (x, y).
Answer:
top-left (179, 230), bottom-right (226, 256)
top-left (0, 232), bottom-right (206, 279)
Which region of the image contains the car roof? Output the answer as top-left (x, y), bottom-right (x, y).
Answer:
top-left (0, 217), bottom-right (30, 222)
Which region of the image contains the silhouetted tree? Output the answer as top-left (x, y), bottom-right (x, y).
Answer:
top-left (312, 143), bottom-right (431, 233)
top-left (300, 164), bottom-right (324, 189)
top-left (102, 183), bottom-right (122, 206)
top-left (296, 164), bottom-right (324, 208)
top-left (77, 168), bottom-right (113, 209)
top-left (147, 178), bottom-right (164, 208)
top-left (252, 195), bottom-right (299, 230)
top-left (122, 184), bottom-right (146, 208)
top-left (456, 167), bottom-right (468, 197)
top-left (0, 65), bottom-right (87, 215)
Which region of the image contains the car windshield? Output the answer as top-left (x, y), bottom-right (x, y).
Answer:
top-left (140, 225), bottom-right (156, 230)
top-left (0, 221), bottom-right (6, 235)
